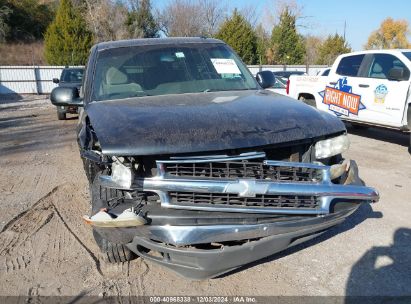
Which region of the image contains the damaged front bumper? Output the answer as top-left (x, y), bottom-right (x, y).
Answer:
top-left (90, 157), bottom-right (378, 279)
top-left (125, 207), bottom-right (355, 279)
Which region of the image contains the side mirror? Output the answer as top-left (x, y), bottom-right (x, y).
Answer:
top-left (50, 87), bottom-right (83, 107)
top-left (256, 71), bottom-right (275, 89)
top-left (52, 78), bottom-right (60, 84)
top-left (388, 67), bottom-right (405, 81)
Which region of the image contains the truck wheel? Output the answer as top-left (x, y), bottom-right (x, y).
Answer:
top-left (92, 230), bottom-right (135, 263)
top-left (57, 111), bottom-right (66, 120)
top-left (409, 133), bottom-right (411, 154)
top-left (298, 95), bottom-right (316, 107)
top-left (90, 174), bottom-right (136, 263)
top-left (350, 123), bottom-right (368, 130)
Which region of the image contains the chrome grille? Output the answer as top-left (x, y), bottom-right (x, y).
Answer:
top-left (98, 152), bottom-right (379, 215)
top-left (164, 160), bottom-right (320, 182)
top-left (169, 192), bottom-right (319, 209)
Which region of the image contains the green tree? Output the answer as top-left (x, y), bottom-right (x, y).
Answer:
top-left (255, 24), bottom-right (270, 65)
top-left (44, 0), bottom-right (93, 65)
top-left (0, 4), bottom-right (11, 42)
top-left (365, 18), bottom-right (411, 49)
top-left (215, 9), bottom-right (257, 64)
top-left (316, 34), bottom-right (351, 65)
top-left (127, 0), bottom-right (159, 38)
top-left (270, 7), bottom-right (305, 64)
top-left (1, 0), bottom-right (54, 42)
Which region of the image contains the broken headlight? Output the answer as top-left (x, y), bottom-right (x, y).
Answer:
top-left (111, 157), bottom-right (134, 189)
top-left (315, 134), bottom-right (350, 159)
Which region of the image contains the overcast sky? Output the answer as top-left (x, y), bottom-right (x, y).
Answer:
top-left (155, 0), bottom-right (411, 51)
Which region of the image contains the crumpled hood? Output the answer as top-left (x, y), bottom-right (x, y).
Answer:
top-left (86, 90), bottom-right (345, 156)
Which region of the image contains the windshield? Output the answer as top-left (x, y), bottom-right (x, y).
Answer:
top-left (403, 52), bottom-right (411, 62)
top-left (92, 43), bottom-right (258, 101)
top-left (61, 68), bottom-right (83, 83)
top-left (272, 76), bottom-right (286, 88)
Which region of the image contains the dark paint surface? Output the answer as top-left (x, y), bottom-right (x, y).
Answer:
top-left (86, 90), bottom-right (345, 156)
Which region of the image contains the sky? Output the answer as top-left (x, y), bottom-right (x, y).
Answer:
top-left (154, 0), bottom-right (411, 51)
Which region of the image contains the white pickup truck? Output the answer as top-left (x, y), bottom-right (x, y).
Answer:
top-left (288, 50), bottom-right (411, 148)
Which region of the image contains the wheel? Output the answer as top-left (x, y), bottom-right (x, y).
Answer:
top-left (93, 230), bottom-right (135, 263)
top-left (57, 111), bottom-right (66, 120)
top-left (409, 133), bottom-right (411, 154)
top-left (350, 123), bottom-right (368, 130)
top-left (299, 95), bottom-right (316, 107)
top-left (90, 174), bottom-right (137, 263)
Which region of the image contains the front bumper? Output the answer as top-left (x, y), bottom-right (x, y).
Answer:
top-left (124, 207), bottom-right (356, 280)
top-left (93, 158), bottom-right (378, 279)
top-left (57, 105), bottom-right (78, 114)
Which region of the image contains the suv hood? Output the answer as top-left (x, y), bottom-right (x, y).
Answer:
top-left (86, 90), bottom-right (345, 156)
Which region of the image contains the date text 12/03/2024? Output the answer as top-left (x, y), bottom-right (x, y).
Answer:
top-left (149, 296), bottom-right (257, 303)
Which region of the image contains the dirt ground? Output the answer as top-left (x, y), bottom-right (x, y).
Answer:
top-left (0, 95), bottom-right (410, 298)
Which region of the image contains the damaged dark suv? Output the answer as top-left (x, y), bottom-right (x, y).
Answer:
top-left (50, 38), bottom-right (379, 279)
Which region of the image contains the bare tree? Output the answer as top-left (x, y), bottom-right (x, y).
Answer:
top-left (84, 0), bottom-right (129, 42)
top-left (158, 0), bottom-right (226, 37)
top-left (264, 0), bottom-right (312, 30)
top-left (202, 0), bottom-right (227, 36)
top-left (238, 4), bottom-right (258, 28)
top-left (304, 35), bottom-right (323, 65)
top-left (158, 0), bottom-right (203, 37)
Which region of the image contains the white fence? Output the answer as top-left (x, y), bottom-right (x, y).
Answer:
top-left (0, 66), bottom-right (77, 95)
top-left (0, 65), bottom-right (328, 95)
top-left (247, 65), bottom-right (328, 77)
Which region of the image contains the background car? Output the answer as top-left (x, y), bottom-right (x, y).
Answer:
top-left (52, 67), bottom-right (84, 120)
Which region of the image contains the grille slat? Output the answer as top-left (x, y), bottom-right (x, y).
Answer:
top-left (169, 192), bottom-right (319, 209)
top-left (162, 159), bottom-right (321, 211)
top-left (165, 160), bottom-right (320, 183)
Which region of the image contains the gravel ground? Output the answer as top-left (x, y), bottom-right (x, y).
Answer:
top-left (0, 95), bottom-right (410, 298)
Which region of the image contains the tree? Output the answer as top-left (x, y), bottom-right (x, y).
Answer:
top-left (215, 9), bottom-right (257, 65)
top-left (44, 0), bottom-right (93, 65)
top-left (126, 0), bottom-right (159, 38)
top-left (202, 0), bottom-right (226, 36)
top-left (365, 18), bottom-right (411, 49)
top-left (270, 7), bottom-right (305, 64)
top-left (84, 0), bottom-right (129, 42)
top-left (158, 0), bottom-right (203, 36)
top-left (0, 4), bottom-right (11, 42)
top-left (316, 34), bottom-right (351, 65)
top-left (158, 0), bottom-right (225, 37)
top-left (255, 24), bottom-right (270, 65)
top-left (1, 0), bottom-right (54, 42)
top-left (305, 35), bottom-right (323, 65)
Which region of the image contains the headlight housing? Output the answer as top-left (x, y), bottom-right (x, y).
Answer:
top-left (111, 158), bottom-right (134, 189)
top-left (315, 134), bottom-right (350, 159)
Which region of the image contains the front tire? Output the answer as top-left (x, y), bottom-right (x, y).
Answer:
top-left (90, 174), bottom-right (136, 263)
top-left (350, 123), bottom-right (368, 130)
top-left (298, 95), bottom-right (316, 107)
top-left (93, 230), bottom-right (135, 263)
top-left (57, 111), bottom-right (66, 120)
top-left (409, 133), bottom-right (411, 154)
